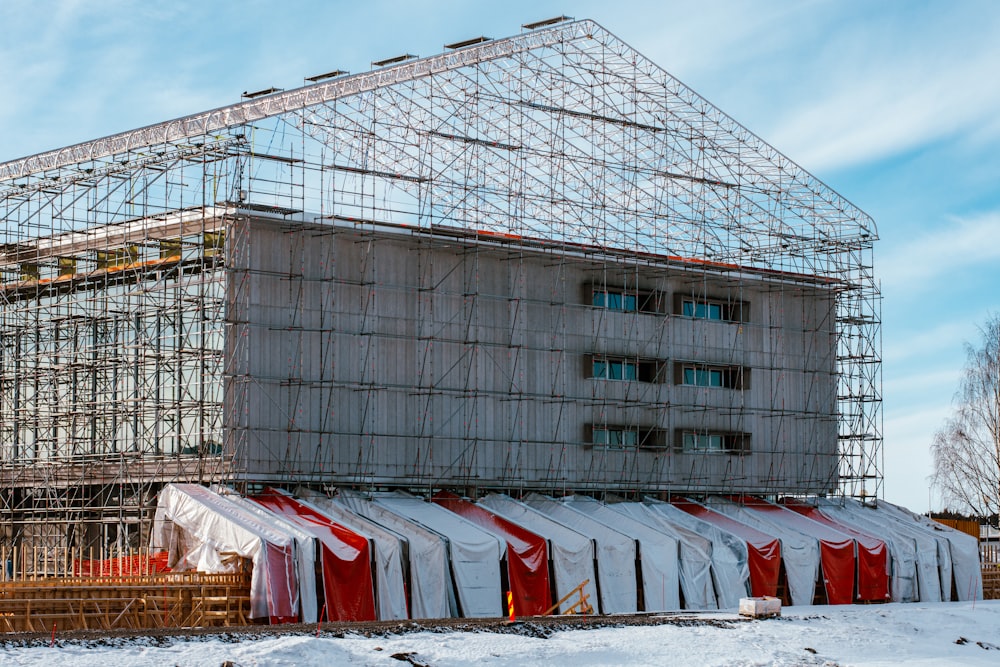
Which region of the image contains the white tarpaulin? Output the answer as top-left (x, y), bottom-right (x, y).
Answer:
top-left (295, 489), bottom-right (409, 620)
top-left (606, 501), bottom-right (716, 610)
top-left (336, 490), bottom-right (452, 619)
top-left (222, 492), bottom-right (319, 623)
top-left (479, 494), bottom-right (599, 614)
top-left (372, 492), bottom-right (505, 618)
top-left (822, 499), bottom-right (941, 602)
top-left (705, 497), bottom-right (820, 607)
top-left (811, 499), bottom-right (918, 603)
top-left (643, 499), bottom-right (750, 609)
top-left (877, 501), bottom-right (982, 601)
top-left (561, 497), bottom-right (684, 611)
top-left (151, 484), bottom-right (299, 622)
top-left (523, 493), bottom-right (637, 614)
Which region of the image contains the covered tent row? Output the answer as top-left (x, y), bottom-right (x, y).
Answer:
top-left (152, 484), bottom-right (300, 623)
top-left (151, 485), bottom-right (983, 624)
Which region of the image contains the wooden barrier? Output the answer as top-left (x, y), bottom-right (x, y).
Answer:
top-left (0, 572), bottom-right (252, 632)
top-left (983, 568), bottom-right (1000, 600)
top-left (932, 518), bottom-right (980, 540)
top-left (982, 543), bottom-right (1000, 566)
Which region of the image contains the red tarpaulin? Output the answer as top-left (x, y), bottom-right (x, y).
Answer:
top-left (253, 489), bottom-right (377, 622)
top-left (73, 551), bottom-right (171, 577)
top-left (729, 496), bottom-right (856, 605)
top-left (672, 499), bottom-right (781, 597)
top-left (781, 498), bottom-right (891, 603)
top-left (433, 491), bottom-right (552, 616)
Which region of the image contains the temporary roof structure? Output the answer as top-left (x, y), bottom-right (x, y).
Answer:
top-left (293, 488), bottom-right (409, 620)
top-left (522, 493), bottom-right (637, 614)
top-left (252, 489), bottom-right (377, 622)
top-left (600, 501), bottom-right (712, 610)
top-left (810, 499), bottom-right (918, 603)
top-left (371, 492), bottom-right (505, 618)
top-left (716, 496), bottom-right (855, 605)
top-left (478, 493), bottom-right (599, 614)
top-left (671, 499), bottom-right (780, 599)
top-left (560, 497), bottom-right (685, 611)
top-left (876, 501), bottom-right (981, 601)
top-left (818, 498), bottom-right (941, 602)
top-left (336, 490), bottom-right (453, 619)
top-left (433, 491), bottom-right (552, 616)
top-left (701, 497), bottom-right (820, 606)
top-left (781, 498), bottom-right (890, 603)
top-left (219, 491), bottom-right (320, 623)
top-left (151, 484), bottom-right (298, 623)
top-left (643, 499), bottom-right (750, 609)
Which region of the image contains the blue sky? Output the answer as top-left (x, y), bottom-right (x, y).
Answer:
top-left (2, 0), bottom-right (998, 513)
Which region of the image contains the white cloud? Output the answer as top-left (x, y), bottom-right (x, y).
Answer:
top-left (771, 58), bottom-right (1000, 172)
top-left (878, 211), bottom-right (1000, 295)
top-left (654, 1), bottom-right (1000, 174)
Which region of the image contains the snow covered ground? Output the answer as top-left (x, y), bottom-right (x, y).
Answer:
top-left (3, 601), bottom-right (998, 666)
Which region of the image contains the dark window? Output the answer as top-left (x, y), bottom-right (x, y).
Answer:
top-left (676, 363), bottom-right (749, 389)
top-left (674, 294), bottom-right (748, 322)
top-left (591, 286), bottom-right (663, 314)
top-left (676, 430), bottom-right (751, 455)
top-left (592, 426), bottom-right (639, 449)
top-left (589, 355), bottom-right (666, 383)
top-left (589, 425), bottom-right (668, 449)
top-left (592, 357), bottom-right (638, 381)
top-left (593, 288), bottom-right (638, 312)
top-left (682, 300), bottom-right (723, 320)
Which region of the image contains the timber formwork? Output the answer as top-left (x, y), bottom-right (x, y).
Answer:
top-left (0, 572), bottom-right (251, 632)
top-left (0, 17), bottom-right (881, 562)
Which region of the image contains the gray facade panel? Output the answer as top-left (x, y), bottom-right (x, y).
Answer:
top-left (229, 218), bottom-right (838, 494)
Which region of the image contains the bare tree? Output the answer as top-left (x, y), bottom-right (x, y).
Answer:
top-left (931, 314), bottom-right (1000, 518)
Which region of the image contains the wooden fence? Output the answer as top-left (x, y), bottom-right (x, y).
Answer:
top-left (982, 542), bottom-right (1000, 566)
top-left (932, 518), bottom-right (980, 539)
top-left (983, 568), bottom-right (1000, 600)
top-left (0, 572), bottom-right (252, 632)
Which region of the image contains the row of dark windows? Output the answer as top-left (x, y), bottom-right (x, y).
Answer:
top-left (591, 287), bottom-right (749, 323)
top-left (586, 355), bottom-right (749, 389)
top-left (587, 425), bottom-right (751, 454)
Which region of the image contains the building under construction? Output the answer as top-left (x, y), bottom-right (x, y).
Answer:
top-left (0, 18), bottom-right (880, 564)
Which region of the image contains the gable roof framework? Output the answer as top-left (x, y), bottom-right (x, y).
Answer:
top-left (0, 19), bottom-right (881, 511)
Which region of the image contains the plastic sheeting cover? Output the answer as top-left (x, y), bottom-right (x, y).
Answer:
top-left (603, 501), bottom-right (712, 610)
top-left (433, 491), bottom-right (551, 615)
top-left (253, 490), bottom-right (377, 622)
top-left (373, 493), bottom-right (504, 618)
top-left (292, 488), bottom-right (409, 620)
top-left (151, 484), bottom-right (298, 623)
top-left (561, 497), bottom-right (685, 611)
top-left (644, 500), bottom-right (750, 609)
top-left (820, 499), bottom-right (940, 603)
top-left (729, 496), bottom-right (856, 605)
top-left (478, 494), bottom-right (599, 614)
top-left (703, 497), bottom-right (820, 606)
top-left (337, 491), bottom-right (452, 619)
top-left (878, 501), bottom-right (982, 601)
top-left (781, 498), bottom-right (890, 603)
top-left (671, 499), bottom-right (780, 599)
top-left (221, 493), bottom-right (320, 623)
top-left (523, 493), bottom-right (637, 614)
top-left (811, 500), bottom-right (918, 603)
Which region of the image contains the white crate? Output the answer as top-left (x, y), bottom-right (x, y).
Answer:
top-left (738, 596), bottom-right (781, 618)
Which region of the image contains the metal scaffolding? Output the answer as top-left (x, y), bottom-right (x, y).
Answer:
top-left (0, 18), bottom-right (880, 564)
